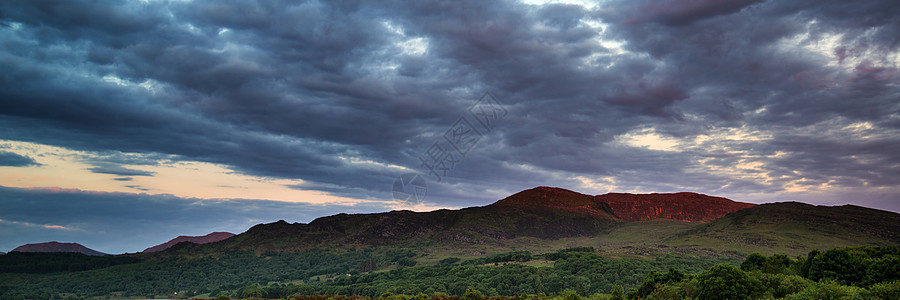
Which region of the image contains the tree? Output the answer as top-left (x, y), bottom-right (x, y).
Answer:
top-left (360, 259), bottom-right (377, 273)
top-left (397, 257), bottom-right (417, 267)
top-left (807, 248), bottom-right (865, 285)
top-left (698, 264), bottom-right (754, 299)
top-left (740, 253), bottom-right (766, 272)
top-left (762, 254), bottom-right (793, 274)
top-left (609, 285), bottom-right (625, 300)
top-left (557, 289), bottom-right (581, 300)
top-left (864, 254), bottom-right (900, 286)
top-left (799, 249), bottom-right (819, 278)
top-left (636, 268), bottom-right (685, 298)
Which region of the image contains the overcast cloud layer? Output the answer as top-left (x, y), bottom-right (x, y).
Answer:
top-left (1, 0), bottom-right (899, 253)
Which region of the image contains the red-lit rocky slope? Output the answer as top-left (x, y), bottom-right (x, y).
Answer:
top-left (595, 192), bottom-right (756, 222)
top-left (494, 186), bottom-right (754, 223)
top-left (143, 232), bottom-right (235, 253)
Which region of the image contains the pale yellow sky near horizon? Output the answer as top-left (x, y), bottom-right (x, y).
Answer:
top-left (0, 139), bottom-right (452, 212)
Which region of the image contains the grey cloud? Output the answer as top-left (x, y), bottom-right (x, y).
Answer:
top-left (0, 0), bottom-right (897, 215)
top-left (0, 151), bottom-right (40, 167)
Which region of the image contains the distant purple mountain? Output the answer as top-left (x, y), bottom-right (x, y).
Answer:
top-left (12, 241), bottom-right (106, 256)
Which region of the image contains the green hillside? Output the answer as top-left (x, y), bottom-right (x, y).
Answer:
top-left (669, 202), bottom-right (900, 256)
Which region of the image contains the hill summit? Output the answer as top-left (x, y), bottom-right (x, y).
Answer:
top-left (143, 232), bottom-right (235, 253)
top-left (11, 241), bottom-right (106, 256)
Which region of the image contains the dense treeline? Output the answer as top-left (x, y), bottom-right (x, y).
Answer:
top-left (229, 246), bottom-right (899, 299)
top-left (0, 247), bottom-right (727, 299)
top-left (630, 246), bottom-right (900, 299)
top-left (1, 246), bottom-right (897, 299)
top-left (0, 252), bottom-right (140, 273)
top-left (220, 251), bottom-right (729, 299)
top-left (0, 247), bottom-right (416, 299)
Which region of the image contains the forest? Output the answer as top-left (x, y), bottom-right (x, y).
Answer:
top-left (1, 246), bottom-right (897, 299)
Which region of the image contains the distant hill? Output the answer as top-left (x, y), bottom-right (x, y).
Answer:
top-left (143, 232), bottom-right (235, 253)
top-left (11, 242), bottom-right (106, 256)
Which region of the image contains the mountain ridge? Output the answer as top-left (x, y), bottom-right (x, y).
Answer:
top-left (18, 187), bottom-right (895, 257)
top-left (3, 187), bottom-right (898, 299)
top-left (199, 187), bottom-right (758, 253)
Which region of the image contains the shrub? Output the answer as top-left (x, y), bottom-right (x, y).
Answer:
top-left (462, 288), bottom-right (482, 300)
top-left (868, 280), bottom-right (900, 300)
top-left (787, 280), bottom-right (868, 300)
top-left (557, 289), bottom-right (582, 300)
top-left (439, 257), bottom-right (461, 266)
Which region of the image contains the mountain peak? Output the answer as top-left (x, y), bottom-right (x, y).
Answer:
top-left (492, 186), bottom-right (616, 217)
top-left (498, 186), bottom-right (590, 200)
top-left (143, 232), bottom-right (235, 253)
top-left (12, 241), bottom-right (106, 256)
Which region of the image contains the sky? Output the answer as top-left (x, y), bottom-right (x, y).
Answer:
top-left (0, 0), bottom-right (898, 254)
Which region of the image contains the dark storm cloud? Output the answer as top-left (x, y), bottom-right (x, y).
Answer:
top-left (0, 151), bottom-right (40, 167)
top-left (0, 0), bottom-right (898, 213)
top-left (622, 0), bottom-right (765, 26)
top-left (0, 185), bottom-right (390, 254)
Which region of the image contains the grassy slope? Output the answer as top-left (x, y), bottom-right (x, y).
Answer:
top-left (667, 202), bottom-right (900, 256)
